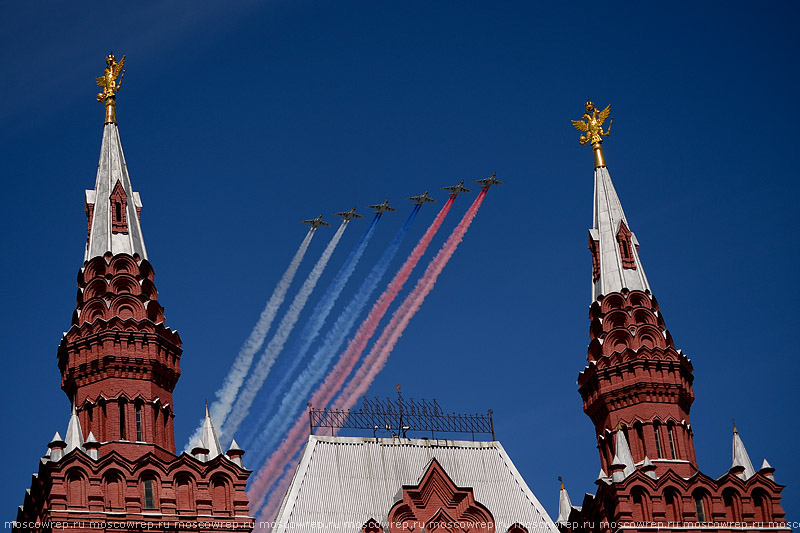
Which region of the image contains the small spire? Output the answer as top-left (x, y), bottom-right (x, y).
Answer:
top-left (226, 438), bottom-right (246, 468)
top-left (85, 432), bottom-right (100, 460)
top-left (614, 426), bottom-right (635, 478)
top-left (556, 477), bottom-right (573, 524)
top-left (641, 456), bottom-right (657, 479)
top-left (64, 402), bottom-right (85, 454)
top-left (200, 403), bottom-right (222, 461)
top-left (760, 458), bottom-right (776, 481)
top-left (48, 432), bottom-right (66, 462)
top-left (731, 424), bottom-right (755, 480)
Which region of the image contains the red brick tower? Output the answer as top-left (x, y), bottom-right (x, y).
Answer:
top-left (557, 102), bottom-right (788, 533)
top-left (15, 54), bottom-right (253, 532)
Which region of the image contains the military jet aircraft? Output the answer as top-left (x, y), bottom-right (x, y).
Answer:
top-left (441, 180), bottom-right (472, 197)
top-left (301, 215), bottom-right (331, 228)
top-left (473, 173), bottom-right (504, 189)
top-left (367, 200), bottom-right (398, 214)
top-left (406, 191), bottom-right (436, 206)
top-left (334, 207), bottom-right (365, 221)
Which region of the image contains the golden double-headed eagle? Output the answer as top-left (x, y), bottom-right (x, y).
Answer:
top-left (96, 53), bottom-right (125, 102)
top-left (572, 101), bottom-right (612, 146)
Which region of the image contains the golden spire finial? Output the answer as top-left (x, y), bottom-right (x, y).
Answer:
top-left (558, 476), bottom-right (564, 490)
top-left (572, 100), bottom-right (613, 168)
top-left (96, 52), bottom-right (126, 124)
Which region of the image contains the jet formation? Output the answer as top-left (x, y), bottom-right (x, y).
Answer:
top-left (302, 174), bottom-right (501, 228)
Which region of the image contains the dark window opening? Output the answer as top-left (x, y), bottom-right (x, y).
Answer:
top-left (143, 479), bottom-right (156, 509)
top-left (119, 400), bottom-right (127, 440)
top-left (654, 423), bottom-right (663, 458)
top-left (668, 424), bottom-right (678, 459)
top-left (695, 494), bottom-right (707, 523)
top-left (136, 403), bottom-right (143, 441)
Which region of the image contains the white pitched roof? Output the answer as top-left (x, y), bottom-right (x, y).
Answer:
top-left (85, 123), bottom-right (147, 261)
top-left (274, 435), bottom-right (559, 533)
top-left (732, 427), bottom-right (755, 480)
top-left (590, 166), bottom-right (650, 301)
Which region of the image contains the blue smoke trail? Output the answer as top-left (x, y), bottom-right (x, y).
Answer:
top-left (240, 215), bottom-right (380, 446)
top-left (247, 205), bottom-right (420, 461)
top-left (220, 221), bottom-right (349, 443)
top-left (183, 229), bottom-right (315, 452)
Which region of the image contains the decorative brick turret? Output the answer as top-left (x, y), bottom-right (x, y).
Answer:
top-left (15, 58), bottom-right (252, 532)
top-left (557, 114), bottom-right (787, 533)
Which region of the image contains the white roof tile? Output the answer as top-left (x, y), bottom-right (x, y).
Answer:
top-left (274, 435), bottom-right (559, 533)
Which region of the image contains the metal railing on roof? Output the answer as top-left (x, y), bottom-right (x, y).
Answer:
top-left (308, 392), bottom-right (495, 441)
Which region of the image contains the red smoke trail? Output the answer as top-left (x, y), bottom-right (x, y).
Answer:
top-left (257, 465), bottom-right (293, 525)
top-left (247, 196), bottom-right (456, 512)
top-left (331, 188), bottom-right (487, 413)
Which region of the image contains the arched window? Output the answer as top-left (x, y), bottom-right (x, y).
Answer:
top-left (693, 490), bottom-right (710, 523)
top-left (142, 477), bottom-right (157, 510)
top-left (667, 423), bottom-right (678, 459)
top-left (632, 488), bottom-right (650, 521)
top-left (67, 471), bottom-right (86, 508)
top-left (723, 488), bottom-right (741, 521)
top-left (664, 489), bottom-right (681, 523)
top-left (653, 422), bottom-right (664, 458)
top-left (507, 525), bottom-right (529, 533)
top-left (616, 221), bottom-right (637, 269)
top-left (753, 489), bottom-right (771, 522)
top-left (175, 475), bottom-right (195, 511)
top-left (212, 477), bottom-right (229, 513)
top-left (119, 398), bottom-right (127, 440)
top-left (135, 401), bottom-right (144, 441)
top-left (635, 423), bottom-right (647, 459)
top-left (104, 471), bottom-right (124, 510)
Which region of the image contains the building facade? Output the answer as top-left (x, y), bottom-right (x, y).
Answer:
top-left (14, 56), bottom-right (253, 533)
top-left (556, 105), bottom-right (788, 533)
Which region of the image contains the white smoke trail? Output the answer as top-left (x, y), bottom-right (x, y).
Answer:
top-left (183, 229), bottom-right (315, 451)
top-left (219, 221), bottom-right (349, 442)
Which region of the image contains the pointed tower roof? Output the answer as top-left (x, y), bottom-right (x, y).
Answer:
top-left (731, 424), bottom-right (755, 480)
top-left (84, 121), bottom-right (147, 262)
top-left (589, 165), bottom-right (651, 301)
top-left (201, 402), bottom-right (223, 461)
top-left (64, 403), bottom-right (85, 454)
top-left (556, 477), bottom-right (573, 524)
top-left (612, 427), bottom-right (635, 479)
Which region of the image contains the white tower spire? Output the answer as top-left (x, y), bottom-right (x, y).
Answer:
top-left (84, 121), bottom-right (147, 262)
top-left (589, 166), bottom-right (650, 301)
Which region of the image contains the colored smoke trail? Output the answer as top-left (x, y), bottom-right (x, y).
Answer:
top-left (332, 188), bottom-right (487, 412)
top-left (184, 229), bottom-right (315, 451)
top-left (220, 221), bottom-right (349, 442)
top-left (247, 197), bottom-right (455, 511)
top-left (246, 206), bottom-right (420, 463)
top-left (257, 465), bottom-right (294, 525)
top-left (240, 215), bottom-right (380, 448)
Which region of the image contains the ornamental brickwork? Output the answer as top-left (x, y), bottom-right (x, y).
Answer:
top-left (556, 146), bottom-right (787, 533)
top-left (15, 115), bottom-right (252, 532)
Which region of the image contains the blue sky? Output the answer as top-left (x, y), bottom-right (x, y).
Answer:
top-left (2, 1), bottom-right (798, 520)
